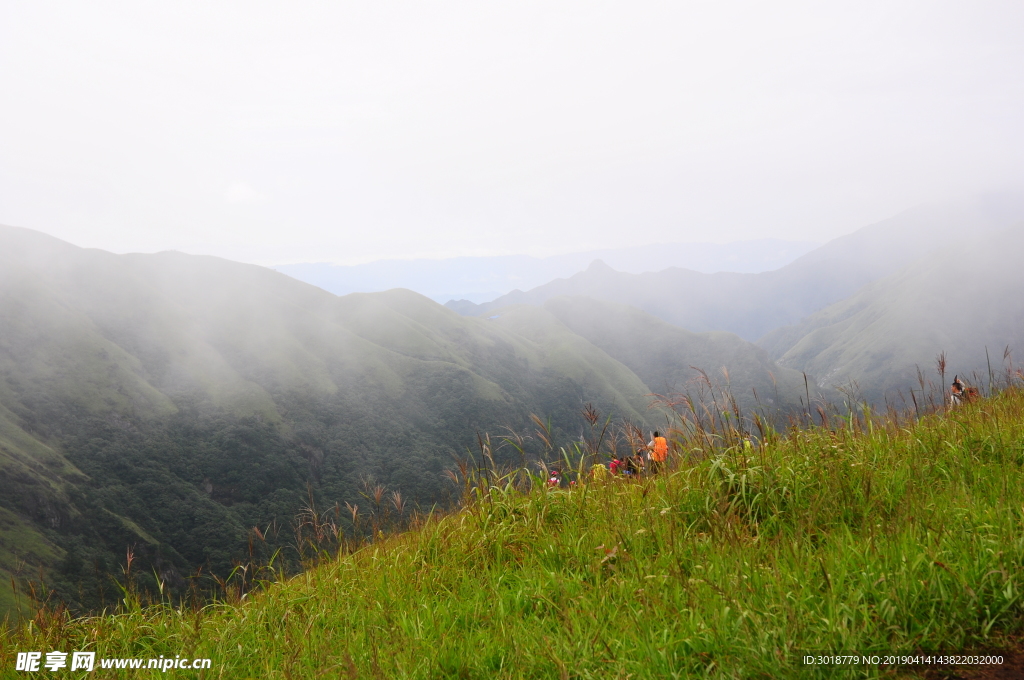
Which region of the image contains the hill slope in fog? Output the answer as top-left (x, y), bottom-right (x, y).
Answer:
top-left (0, 225), bottom-right (655, 613)
top-left (759, 225), bottom-right (1024, 403)
top-left (529, 296), bottom-right (811, 413)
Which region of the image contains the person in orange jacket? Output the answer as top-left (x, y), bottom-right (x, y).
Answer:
top-left (647, 431), bottom-right (668, 473)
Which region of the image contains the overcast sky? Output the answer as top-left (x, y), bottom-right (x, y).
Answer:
top-left (1, 1), bottom-right (1022, 264)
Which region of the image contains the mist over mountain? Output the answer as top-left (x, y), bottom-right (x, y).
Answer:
top-left (273, 239), bottom-right (818, 304)
top-left (0, 224), bottom-right (816, 616)
top-left (0, 225), bottom-right (638, 613)
top-left (534, 296), bottom-right (812, 413)
top-left (448, 197), bottom-right (1024, 341)
top-left (758, 224), bottom-right (1024, 404)
top-left (4, 195), bottom-right (1021, 617)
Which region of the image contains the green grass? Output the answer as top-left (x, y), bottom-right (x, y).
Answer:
top-left (4, 390), bottom-right (1024, 678)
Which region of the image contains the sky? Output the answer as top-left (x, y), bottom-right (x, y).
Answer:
top-left (1, 1), bottom-right (1023, 265)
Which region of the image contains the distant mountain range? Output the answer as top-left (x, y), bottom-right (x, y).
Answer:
top-left (0, 224), bottom-right (810, 616)
top-left (273, 239), bottom-right (819, 304)
top-left (449, 198), bottom-right (1024, 343)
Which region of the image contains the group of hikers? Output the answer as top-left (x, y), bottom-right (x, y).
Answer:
top-left (609, 430), bottom-right (669, 476)
top-left (544, 377), bottom-right (980, 487)
top-left (547, 431), bottom-right (668, 487)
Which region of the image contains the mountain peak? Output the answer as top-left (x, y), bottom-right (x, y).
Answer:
top-left (586, 259), bottom-right (615, 273)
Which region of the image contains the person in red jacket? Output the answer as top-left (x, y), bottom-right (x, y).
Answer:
top-left (648, 431), bottom-right (668, 473)
top-left (547, 468), bottom-right (561, 488)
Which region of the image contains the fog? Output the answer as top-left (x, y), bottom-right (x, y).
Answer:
top-left (2, 2), bottom-right (1023, 265)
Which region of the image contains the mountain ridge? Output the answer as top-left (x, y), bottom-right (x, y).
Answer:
top-left (446, 197), bottom-right (1024, 341)
top-left (273, 238), bottom-right (820, 304)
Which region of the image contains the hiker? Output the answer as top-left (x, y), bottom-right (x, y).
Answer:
top-left (624, 449), bottom-right (645, 477)
top-left (950, 375), bottom-right (979, 406)
top-left (647, 430), bottom-right (668, 473)
top-left (548, 468), bottom-right (561, 488)
top-left (609, 456), bottom-right (624, 475)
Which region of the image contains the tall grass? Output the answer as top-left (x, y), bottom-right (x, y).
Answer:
top-left (4, 373), bottom-right (1024, 677)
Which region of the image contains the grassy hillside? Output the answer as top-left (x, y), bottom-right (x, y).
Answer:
top-left (448, 200), bottom-right (1023, 341)
top-left (4, 387), bottom-right (1024, 677)
top-left (759, 225), bottom-right (1024, 404)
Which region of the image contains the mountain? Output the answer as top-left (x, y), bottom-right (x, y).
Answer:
top-left (273, 239), bottom-right (818, 304)
top-left (791, 193), bottom-right (1024, 279)
top-left (451, 258), bottom-right (870, 342)
top-left (0, 225), bottom-right (655, 614)
top-left (447, 197), bottom-right (1024, 341)
top-left (0, 225), bottom-right (812, 616)
top-left (531, 296), bottom-right (812, 414)
top-left (757, 224), bottom-right (1024, 404)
